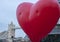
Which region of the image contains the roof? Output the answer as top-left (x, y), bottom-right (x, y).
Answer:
top-left (0, 31), bottom-right (8, 39)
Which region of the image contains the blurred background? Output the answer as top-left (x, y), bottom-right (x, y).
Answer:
top-left (0, 0), bottom-right (60, 42)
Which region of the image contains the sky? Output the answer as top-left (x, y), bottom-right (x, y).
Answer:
top-left (0, 0), bottom-right (60, 38)
top-left (0, 0), bottom-right (38, 38)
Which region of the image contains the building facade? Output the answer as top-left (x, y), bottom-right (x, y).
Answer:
top-left (41, 24), bottom-right (60, 42)
top-left (0, 22), bottom-right (60, 42)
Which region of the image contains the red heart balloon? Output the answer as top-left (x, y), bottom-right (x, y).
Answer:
top-left (16, 2), bottom-right (33, 41)
top-left (29, 0), bottom-right (59, 42)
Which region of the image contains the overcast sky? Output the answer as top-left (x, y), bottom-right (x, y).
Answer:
top-left (0, 0), bottom-right (60, 38)
top-left (0, 0), bottom-right (38, 38)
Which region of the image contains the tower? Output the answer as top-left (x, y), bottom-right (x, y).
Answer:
top-left (8, 21), bottom-right (15, 42)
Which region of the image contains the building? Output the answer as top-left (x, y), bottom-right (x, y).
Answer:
top-left (0, 22), bottom-right (60, 42)
top-left (41, 24), bottom-right (60, 42)
top-left (0, 22), bottom-right (25, 42)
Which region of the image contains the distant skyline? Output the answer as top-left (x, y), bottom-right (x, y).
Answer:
top-left (0, 0), bottom-right (60, 38)
top-left (0, 0), bottom-right (38, 38)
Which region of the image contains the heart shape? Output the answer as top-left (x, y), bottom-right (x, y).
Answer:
top-left (29, 0), bottom-right (59, 42)
top-left (16, 0), bottom-right (59, 42)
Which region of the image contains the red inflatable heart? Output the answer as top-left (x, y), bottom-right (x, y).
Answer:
top-left (16, 0), bottom-right (59, 42)
top-left (29, 0), bottom-right (59, 42)
top-left (16, 2), bottom-right (33, 41)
